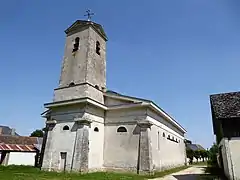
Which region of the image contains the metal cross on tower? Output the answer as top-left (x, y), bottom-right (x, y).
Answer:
top-left (84, 9), bottom-right (94, 21)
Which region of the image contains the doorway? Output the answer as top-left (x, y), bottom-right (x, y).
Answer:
top-left (60, 152), bottom-right (67, 171)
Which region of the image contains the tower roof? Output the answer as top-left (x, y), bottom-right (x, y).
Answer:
top-left (65, 20), bottom-right (107, 41)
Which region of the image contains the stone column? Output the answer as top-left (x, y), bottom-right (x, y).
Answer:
top-left (41, 119), bottom-right (57, 171)
top-left (72, 118), bottom-right (92, 172)
top-left (137, 120), bottom-right (153, 174)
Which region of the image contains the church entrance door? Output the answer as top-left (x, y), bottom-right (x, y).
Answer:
top-left (60, 152), bottom-right (67, 171)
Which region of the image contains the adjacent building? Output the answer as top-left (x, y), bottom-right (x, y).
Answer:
top-left (0, 127), bottom-right (42, 166)
top-left (210, 91), bottom-right (240, 180)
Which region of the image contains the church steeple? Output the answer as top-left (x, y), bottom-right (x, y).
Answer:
top-left (53, 12), bottom-right (107, 103)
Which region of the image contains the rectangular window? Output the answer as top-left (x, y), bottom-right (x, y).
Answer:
top-left (157, 132), bottom-right (160, 150)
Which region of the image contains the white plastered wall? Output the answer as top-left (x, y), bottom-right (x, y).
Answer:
top-left (147, 112), bottom-right (186, 170)
top-left (103, 107), bottom-right (146, 170)
top-left (43, 105), bottom-right (85, 171)
top-left (87, 106), bottom-right (105, 170)
top-left (220, 137), bottom-right (240, 180)
top-left (8, 152), bottom-right (36, 166)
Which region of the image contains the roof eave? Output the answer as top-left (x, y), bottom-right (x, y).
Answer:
top-left (44, 98), bottom-right (107, 110)
top-left (64, 20), bottom-right (108, 41)
top-left (147, 102), bottom-right (187, 133)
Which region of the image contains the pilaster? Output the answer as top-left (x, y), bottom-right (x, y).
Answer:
top-left (137, 120), bottom-right (153, 174)
top-left (72, 117), bottom-right (92, 172)
top-left (41, 119), bottom-right (57, 171)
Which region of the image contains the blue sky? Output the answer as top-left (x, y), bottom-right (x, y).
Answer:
top-left (1, 0), bottom-right (240, 148)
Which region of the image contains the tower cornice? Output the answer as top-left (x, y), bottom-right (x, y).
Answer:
top-left (65, 20), bottom-right (108, 41)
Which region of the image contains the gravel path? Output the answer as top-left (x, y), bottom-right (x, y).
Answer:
top-left (150, 166), bottom-right (207, 180)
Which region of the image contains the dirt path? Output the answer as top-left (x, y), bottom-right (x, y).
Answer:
top-left (150, 166), bottom-right (207, 180)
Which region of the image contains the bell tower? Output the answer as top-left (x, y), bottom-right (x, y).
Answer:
top-left (53, 14), bottom-right (107, 103)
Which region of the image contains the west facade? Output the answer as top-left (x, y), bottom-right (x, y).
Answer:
top-left (41, 19), bottom-right (187, 174)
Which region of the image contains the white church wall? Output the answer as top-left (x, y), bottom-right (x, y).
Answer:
top-left (147, 115), bottom-right (186, 170)
top-left (105, 107), bottom-right (146, 122)
top-left (86, 107), bottom-right (105, 170)
top-left (43, 106), bottom-right (85, 171)
top-left (104, 123), bottom-right (139, 170)
top-left (104, 108), bottom-right (146, 170)
top-left (89, 121), bottom-right (104, 170)
top-left (48, 121), bottom-right (76, 171)
top-left (8, 152), bottom-right (36, 166)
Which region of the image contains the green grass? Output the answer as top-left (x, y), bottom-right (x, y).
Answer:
top-left (0, 165), bottom-right (189, 180)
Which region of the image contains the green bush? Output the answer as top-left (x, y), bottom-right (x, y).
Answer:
top-left (207, 143), bottom-right (218, 167)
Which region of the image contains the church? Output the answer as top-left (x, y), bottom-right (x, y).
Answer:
top-left (40, 14), bottom-right (187, 174)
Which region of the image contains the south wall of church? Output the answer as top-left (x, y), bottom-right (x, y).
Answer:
top-left (103, 107), bottom-right (146, 171)
top-left (146, 111), bottom-right (186, 170)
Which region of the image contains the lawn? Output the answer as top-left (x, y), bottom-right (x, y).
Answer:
top-left (0, 165), bottom-right (189, 180)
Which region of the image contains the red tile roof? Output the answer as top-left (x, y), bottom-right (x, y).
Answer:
top-left (0, 144), bottom-right (36, 152)
top-left (0, 135), bottom-right (38, 145)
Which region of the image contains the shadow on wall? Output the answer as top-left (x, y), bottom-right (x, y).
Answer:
top-left (133, 125), bottom-right (141, 135)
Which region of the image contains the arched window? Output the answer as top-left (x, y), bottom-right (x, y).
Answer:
top-left (167, 135), bottom-right (170, 139)
top-left (96, 41), bottom-right (100, 55)
top-left (95, 85), bottom-right (99, 90)
top-left (72, 37), bottom-right (80, 52)
top-left (117, 126), bottom-right (127, 133)
top-left (69, 82), bottom-right (75, 87)
top-left (94, 127), bottom-right (99, 132)
top-left (163, 132), bottom-right (165, 137)
top-left (63, 125), bottom-right (70, 131)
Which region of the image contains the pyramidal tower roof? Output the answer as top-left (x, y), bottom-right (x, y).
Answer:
top-left (65, 20), bottom-right (107, 41)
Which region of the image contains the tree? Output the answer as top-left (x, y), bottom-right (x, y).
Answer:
top-left (193, 150), bottom-right (201, 162)
top-left (30, 128), bottom-right (45, 137)
top-left (199, 150), bottom-right (208, 162)
top-left (208, 143), bottom-right (218, 166)
top-left (186, 149), bottom-right (194, 164)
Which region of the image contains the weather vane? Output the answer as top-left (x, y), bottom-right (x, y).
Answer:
top-left (84, 9), bottom-right (94, 21)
